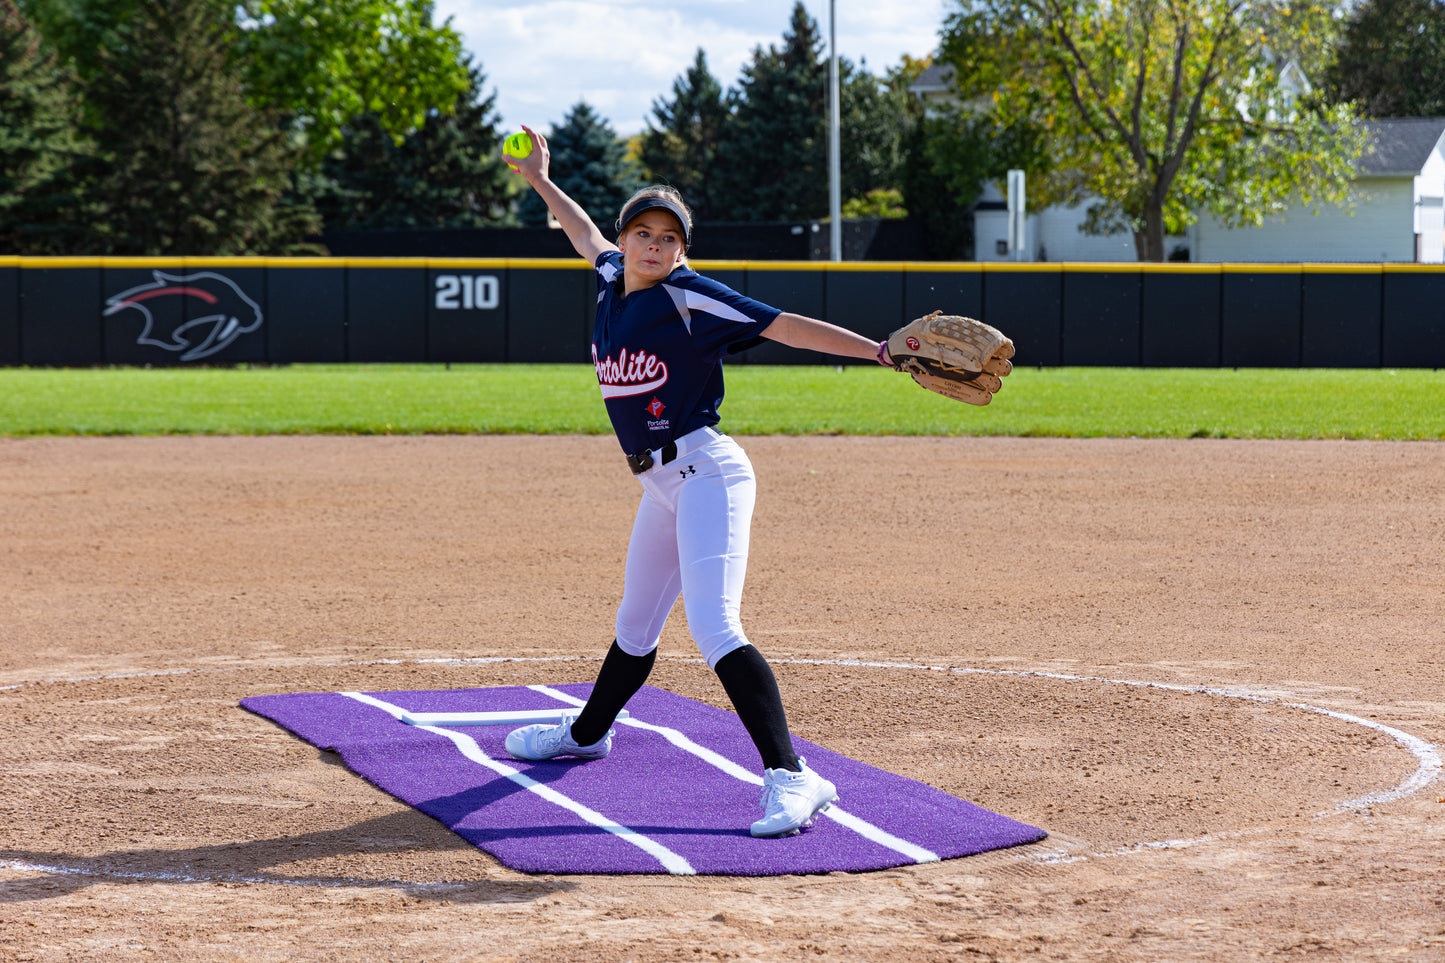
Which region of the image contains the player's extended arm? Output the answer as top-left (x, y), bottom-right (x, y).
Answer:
top-left (761, 312), bottom-right (890, 364)
top-left (510, 125), bottom-right (616, 266)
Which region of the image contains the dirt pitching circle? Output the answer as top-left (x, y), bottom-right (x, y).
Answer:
top-left (0, 653), bottom-right (1432, 887)
top-left (3, 435), bottom-right (1443, 962)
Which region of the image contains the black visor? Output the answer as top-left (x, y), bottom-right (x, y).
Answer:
top-left (616, 196), bottom-right (691, 249)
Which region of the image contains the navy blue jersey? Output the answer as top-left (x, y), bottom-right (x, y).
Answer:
top-left (592, 250), bottom-right (780, 455)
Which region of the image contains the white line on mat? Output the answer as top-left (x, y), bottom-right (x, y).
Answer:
top-left (340, 691), bottom-right (696, 876)
top-left (527, 684), bottom-right (941, 865)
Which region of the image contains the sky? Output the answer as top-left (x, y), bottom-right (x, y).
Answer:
top-left (430, 0), bottom-right (951, 138)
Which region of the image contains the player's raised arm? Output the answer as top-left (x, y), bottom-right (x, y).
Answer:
top-left (505, 125), bottom-right (616, 266)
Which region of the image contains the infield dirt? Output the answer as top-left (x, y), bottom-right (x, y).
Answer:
top-left (2, 435), bottom-right (1442, 962)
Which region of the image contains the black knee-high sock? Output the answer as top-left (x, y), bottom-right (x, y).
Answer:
top-left (570, 641), bottom-right (656, 747)
top-left (714, 645), bottom-right (800, 772)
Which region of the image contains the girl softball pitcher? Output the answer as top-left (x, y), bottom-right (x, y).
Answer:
top-left (501, 126), bottom-right (893, 838)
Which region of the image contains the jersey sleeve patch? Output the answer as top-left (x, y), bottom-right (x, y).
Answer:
top-left (662, 285), bottom-right (761, 334)
top-left (661, 277), bottom-right (780, 360)
top-left (597, 251), bottom-right (623, 285)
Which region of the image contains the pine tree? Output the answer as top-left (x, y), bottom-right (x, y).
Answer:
top-left (518, 101), bottom-right (640, 227)
top-left (398, 62), bottom-right (513, 228)
top-left (304, 112), bottom-right (401, 232)
top-left (75, 0), bottom-right (316, 254)
top-left (307, 62), bottom-right (513, 231)
top-left (636, 49), bottom-right (729, 222)
top-left (0, 0), bottom-right (91, 253)
top-left (711, 2), bottom-right (828, 221)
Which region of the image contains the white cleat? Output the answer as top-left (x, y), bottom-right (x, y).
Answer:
top-left (504, 715), bottom-right (613, 761)
top-left (750, 758), bottom-right (838, 838)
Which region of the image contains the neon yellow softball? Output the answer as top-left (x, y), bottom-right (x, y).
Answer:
top-left (503, 132), bottom-right (532, 170)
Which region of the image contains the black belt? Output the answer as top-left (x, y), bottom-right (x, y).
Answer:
top-left (626, 441), bottom-right (678, 475)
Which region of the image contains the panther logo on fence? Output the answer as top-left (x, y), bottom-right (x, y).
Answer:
top-left (104, 271), bottom-right (262, 362)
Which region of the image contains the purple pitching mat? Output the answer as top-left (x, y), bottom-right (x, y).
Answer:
top-left (241, 684), bottom-right (1046, 876)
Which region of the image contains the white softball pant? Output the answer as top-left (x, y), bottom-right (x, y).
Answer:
top-left (614, 426), bottom-right (756, 669)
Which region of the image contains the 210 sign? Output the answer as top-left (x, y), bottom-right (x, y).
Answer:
top-left (434, 274), bottom-right (500, 310)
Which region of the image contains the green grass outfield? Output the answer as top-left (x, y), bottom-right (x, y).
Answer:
top-left (0, 364), bottom-right (1441, 439)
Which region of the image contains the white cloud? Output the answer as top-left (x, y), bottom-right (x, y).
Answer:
top-left (433, 0), bottom-right (949, 137)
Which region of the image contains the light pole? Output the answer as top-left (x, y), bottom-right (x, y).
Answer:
top-left (828, 0), bottom-right (842, 261)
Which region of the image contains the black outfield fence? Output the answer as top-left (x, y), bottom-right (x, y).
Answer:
top-left (1, 257), bottom-right (1441, 368)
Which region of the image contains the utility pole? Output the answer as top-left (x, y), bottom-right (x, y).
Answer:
top-left (828, 0), bottom-right (842, 261)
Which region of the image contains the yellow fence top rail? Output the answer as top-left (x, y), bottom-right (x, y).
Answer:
top-left (5, 256), bottom-right (1443, 272)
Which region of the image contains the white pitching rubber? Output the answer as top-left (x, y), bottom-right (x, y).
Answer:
top-left (399, 708), bottom-right (628, 728)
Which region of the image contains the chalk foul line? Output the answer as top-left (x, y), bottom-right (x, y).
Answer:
top-left (10, 655), bottom-right (1438, 884)
top-left (773, 659), bottom-right (1443, 813)
top-left (0, 858), bottom-right (471, 891)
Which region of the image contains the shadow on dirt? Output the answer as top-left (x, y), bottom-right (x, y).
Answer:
top-left (0, 809), bottom-right (577, 905)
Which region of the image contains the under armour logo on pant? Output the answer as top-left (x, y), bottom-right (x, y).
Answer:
top-left (679, 465), bottom-right (696, 478)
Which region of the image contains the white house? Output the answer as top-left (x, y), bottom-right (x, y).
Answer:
top-left (909, 63), bottom-right (1445, 262)
top-left (1193, 118), bottom-right (1445, 263)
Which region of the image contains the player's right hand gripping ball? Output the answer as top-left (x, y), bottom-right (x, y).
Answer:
top-left (503, 131), bottom-right (532, 172)
top-left (885, 311), bottom-right (1015, 405)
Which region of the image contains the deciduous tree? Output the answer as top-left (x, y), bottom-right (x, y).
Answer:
top-left (940, 0), bottom-right (1366, 260)
top-left (1320, 0), bottom-right (1445, 117)
top-left (235, 0), bottom-right (471, 162)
